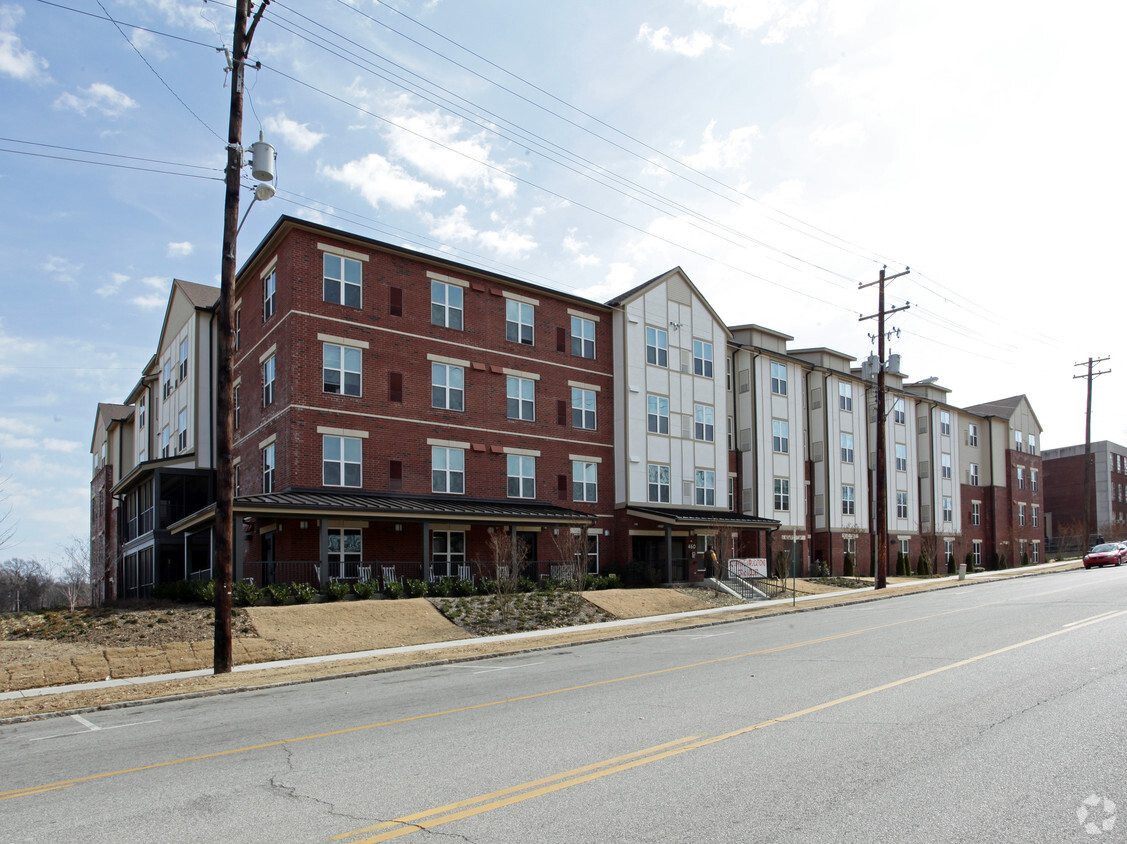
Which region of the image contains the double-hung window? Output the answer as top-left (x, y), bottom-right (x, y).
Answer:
top-left (571, 316), bottom-right (595, 358)
top-left (1015, 431), bottom-right (1024, 452)
top-left (695, 405), bottom-right (715, 442)
top-left (941, 453), bottom-right (952, 479)
top-left (942, 496), bottom-right (953, 522)
top-left (431, 280), bottom-right (463, 329)
top-left (968, 424), bottom-right (978, 446)
top-left (572, 387), bottom-right (596, 430)
top-left (262, 443), bottom-right (275, 493)
top-left (506, 376), bottom-right (535, 421)
top-left (774, 478), bottom-right (790, 511)
top-left (263, 269), bottom-right (276, 319)
top-left (895, 444), bottom-right (907, 472)
top-left (841, 432), bottom-right (854, 463)
top-left (842, 484), bottom-right (855, 515)
top-left (693, 340), bottom-right (713, 378)
top-left (645, 327), bottom-right (668, 367)
top-left (971, 501), bottom-right (981, 525)
top-left (647, 464), bottom-right (670, 503)
top-left (969, 463), bottom-right (980, 485)
top-left (323, 435), bottom-right (362, 487)
top-left (893, 399), bottom-right (905, 424)
top-left (507, 454), bottom-right (535, 499)
top-left (327, 528), bottom-right (361, 577)
top-left (432, 363), bottom-right (464, 411)
top-left (1028, 434), bottom-right (1037, 455)
top-left (695, 469), bottom-right (715, 506)
top-left (1031, 469), bottom-right (1038, 491)
top-left (771, 362), bottom-right (787, 395)
top-left (573, 461), bottom-right (597, 503)
top-left (323, 254), bottom-right (361, 308)
top-left (177, 409), bottom-right (188, 452)
top-left (1018, 503), bottom-right (1026, 527)
top-left (1032, 505), bottom-right (1039, 527)
top-left (1017, 466), bottom-right (1025, 489)
top-left (431, 446), bottom-right (464, 494)
top-left (262, 355), bottom-right (275, 407)
top-left (839, 383), bottom-right (853, 411)
top-left (896, 491), bottom-right (908, 519)
top-left (772, 419), bottom-right (788, 454)
top-left (647, 395), bottom-right (669, 434)
top-left (506, 300), bottom-right (534, 345)
top-left (178, 338), bottom-right (189, 382)
top-left (323, 344), bottom-right (362, 396)
top-left (940, 410), bottom-right (951, 436)
top-left (161, 426), bottom-right (170, 458)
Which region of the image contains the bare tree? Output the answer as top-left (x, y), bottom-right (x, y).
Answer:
top-left (487, 527), bottom-right (528, 622)
top-left (0, 557), bottom-right (51, 611)
top-left (56, 537), bottom-right (92, 610)
top-left (1056, 519), bottom-right (1087, 558)
top-left (550, 525), bottom-right (590, 610)
top-left (702, 526), bottom-right (733, 581)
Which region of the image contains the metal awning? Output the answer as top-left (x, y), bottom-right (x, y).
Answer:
top-left (624, 506), bottom-right (780, 530)
top-left (169, 489), bottom-right (596, 534)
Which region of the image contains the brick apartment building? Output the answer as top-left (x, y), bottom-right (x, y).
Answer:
top-left (1042, 440), bottom-right (1127, 548)
top-left (91, 216), bottom-right (1045, 597)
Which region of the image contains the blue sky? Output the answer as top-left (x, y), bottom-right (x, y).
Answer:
top-left (1, 0), bottom-right (1125, 566)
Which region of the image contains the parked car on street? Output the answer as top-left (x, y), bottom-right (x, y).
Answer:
top-left (1083, 543), bottom-right (1125, 569)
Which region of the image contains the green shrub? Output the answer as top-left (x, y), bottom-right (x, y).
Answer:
top-left (291, 582), bottom-right (317, 604)
top-left (265, 582), bottom-right (291, 604)
top-left (406, 579), bottom-right (428, 598)
top-left (451, 578), bottom-right (476, 597)
top-left (196, 579), bottom-right (216, 605)
top-left (518, 576), bottom-right (537, 593)
top-left (427, 578), bottom-right (452, 598)
top-left (477, 578), bottom-right (497, 596)
top-left (233, 580), bottom-right (263, 607)
top-left (947, 554), bottom-right (956, 575)
top-left (1021, 550), bottom-right (1030, 566)
top-left (322, 580), bottom-right (350, 601)
top-left (353, 579), bottom-right (378, 599)
top-left (383, 581), bottom-right (404, 599)
top-left (916, 555), bottom-right (931, 577)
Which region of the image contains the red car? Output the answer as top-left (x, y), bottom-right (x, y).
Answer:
top-left (1083, 543), bottom-right (1125, 568)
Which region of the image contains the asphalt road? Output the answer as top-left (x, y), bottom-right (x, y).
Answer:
top-left (3, 567), bottom-right (1126, 843)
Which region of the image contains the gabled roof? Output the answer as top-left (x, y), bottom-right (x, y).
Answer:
top-left (90, 402), bottom-right (133, 452)
top-left (962, 394), bottom-right (1042, 431)
top-left (153, 278), bottom-right (219, 358)
top-left (605, 267), bottom-right (733, 340)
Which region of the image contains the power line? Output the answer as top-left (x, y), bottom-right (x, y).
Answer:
top-left (0, 147), bottom-right (223, 181)
top-left (0, 137), bottom-right (220, 171)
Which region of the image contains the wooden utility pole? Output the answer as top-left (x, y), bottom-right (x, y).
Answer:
top-left (860, 266), bottom-right (909, 590)
top-left (1073, 356), bottom-right (1110, 546)
top-left (215, 0), bottom-right (269, 674)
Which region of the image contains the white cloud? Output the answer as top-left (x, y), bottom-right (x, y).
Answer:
top-left (563, 230), bottom-right (601, 268)
top-left (54, 83), bottom-right (138, 117)
top-left (96, 272), bottom-right (129, 297)
top-left (320, 153), bottom-right (444, 210)
top-left (809, 122), bottom-right (866, 149)
top-left (140, 275), bottom-right (168, 291)
top-left (264, 113), bottom-right (326, 153)
top-left (120, 0), bottom-right (221, 32)
top-left (0, 4), bottom-right (47, 81)
top-left (637, 24), bottom-right (715, 58)
top-left (426, 205), bottom-right (537, 260)
top-left (129, 26), bottom-right (166, 59)
top-left (605, 262), bottom-right (637, 291)
top-left (131, 293), bottom-right (166, 311)
top-left (701, 0), bottom-right (818, 43)
top-left (478, 229), bottom-right (537, 261)
top-left (684, 121), bottom-right (760, 171)
top-left (167, 241), bottom-right (194, 257)
top-left (0, 416), bottom-right (37, 436)
top-left (42, 255), bottom-right (81, 283)
top-left (428, 205), bottom-right (478, 244)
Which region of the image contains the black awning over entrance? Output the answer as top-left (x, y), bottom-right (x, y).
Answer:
top-left (624, 506), bottom-right (780, 530)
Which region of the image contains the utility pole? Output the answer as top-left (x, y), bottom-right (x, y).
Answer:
top-left (1073, 356), bottom-right (1110, 547)
top-left (215, 0), bottom-right (270, 674)
top-left (860, 266), bottom-right (910, 590)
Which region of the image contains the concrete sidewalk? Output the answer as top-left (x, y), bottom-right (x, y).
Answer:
top-left (1, 559), bottom-right (1078, 704)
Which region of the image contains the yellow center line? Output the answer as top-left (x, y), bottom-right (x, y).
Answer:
top-left (335, 607), bottom-right (1127, 843)
top-left (0, 581), bottom-right (1089, 802)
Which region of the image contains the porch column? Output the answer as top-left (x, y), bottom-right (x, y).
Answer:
top-left (319, 519), bottom-right (329, 580)
top-left (665, 523), bottom-right (673, 585)
top-left (234, 519), bottom-right (244, 583)
top-left (422, 521), bottom-right (431, 581)
top-left (183, 531), bottom-right (189, 581)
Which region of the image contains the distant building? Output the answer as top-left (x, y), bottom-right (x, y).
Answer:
top-left (1042, 440), bottom-right (1127, 548)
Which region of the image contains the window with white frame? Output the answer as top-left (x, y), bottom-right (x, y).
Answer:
top-left (507, 454), bottom-right (535, 498)
top-left (896, 491), bottom-right (908, 519)
top-left (940, 410), bottom-right (951, 436)
top-left (648, 464), bottom-right (670, 503)
top-left (161, 426), bottom-right (170, 459)
top-left (944, 539), bottom-right (954, 562)
top-left (324, 344), bottom-right (362, 396)
top-left (234, 308), bottom-right (241, 350)
top-left (842, 484), bottom-right (855, 515)
top-left (645, 326), bottom-right (668, 367)
top-left (431, 531), bottom-right (465, 577)
top-left (839, 382), bottom-right (853, 411)
top-left (727, 417), bottom-right (735, 451)
top-left (1018, 503), bottom-right (1026, 526)
top-left (693, 340), bottom-right (714, 378)
top-left (695, 469), bottom-right (715, 506)
top-left (695, 404), bottom-right (715, 442)
top-left (262, 443), bottom-right (275, 493)
top-left (728, 477), bottom-right (735, 510)
top-left (571, 316), bottom-right (595, 358)
top-left (972, 541), bottom-right (982, 566)
top-left (894, 398), bottom-right (905, 424)
top-left (844, 537), bottom-right (857, 557)
top-left (1028, 434), bottom-right (1036, 455)
top-left (573, 461), bottom-right (597, 503)
top-left (572, 387), bottom-right (596, 430)
top-left (971, 501), bottom-right (980, 525)
top-left (774, 478), bottom-right (790, 511)
top-left (431, 280), bottom-right (463, 329)
top-left (327, 528), bottom-right (362, 577)
top-left (177, 408), bottom-right (188, 452)
top-left (896, 444), bottom-right (907, 472)
top-left (1031, 469), bottom-right (1038, 491)
top-left (1017, 466), bottom-right (1025, 489)
top-left (178, 338), bottom-right (189, 382)
top-left (899, 538), bottom-right (910, 557)
top-left (323, 253), bottom-right (362, 308)
top-left (1015, 430), bottom-right (1023, 452)
top-left (941, 453), bottom-right (952, 479)
top-left (1032, 542), bottom-right (1039, 563)
top-left (969, 463), bottom-right (979, 485)
top-left (234, 464), bottom-right (240, 497)
top-left (506, 376), bottom-right (535, 421)
top-left (968, 423), bottom-right (978, 446)
top-left (942, 496), bottom-right (953, 522)
top-left (233, 385), bottom-right (240, 429)
top-left (162, 360), bottom-right (172, 399)
top-left (263, 269), bottom-right (276, 319)
top-left (726, 358), bottom-right (732, 391)
top-left (138, 395), bottom-right (146, 430)
top-left (647, 395), bottom-right (669, 434)
top-left (505, 300), bottom-right (534, 345)
top-left (432, 363), bottom-right (464, 411)
top-left (772, 419), bottom-right (789, 453)
top-left (1032, 505), bottom-right (1039, 527)
top-left (323, 435), bottom-right (362, 487)
top-left (841, 432), bottom-right (854, 463)
top-left (771, 361), bottom-right (787, 395)
top-left (262, 354), bottom-right (275, 407)
top-left (431, 446), bottom-right (465, 494)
